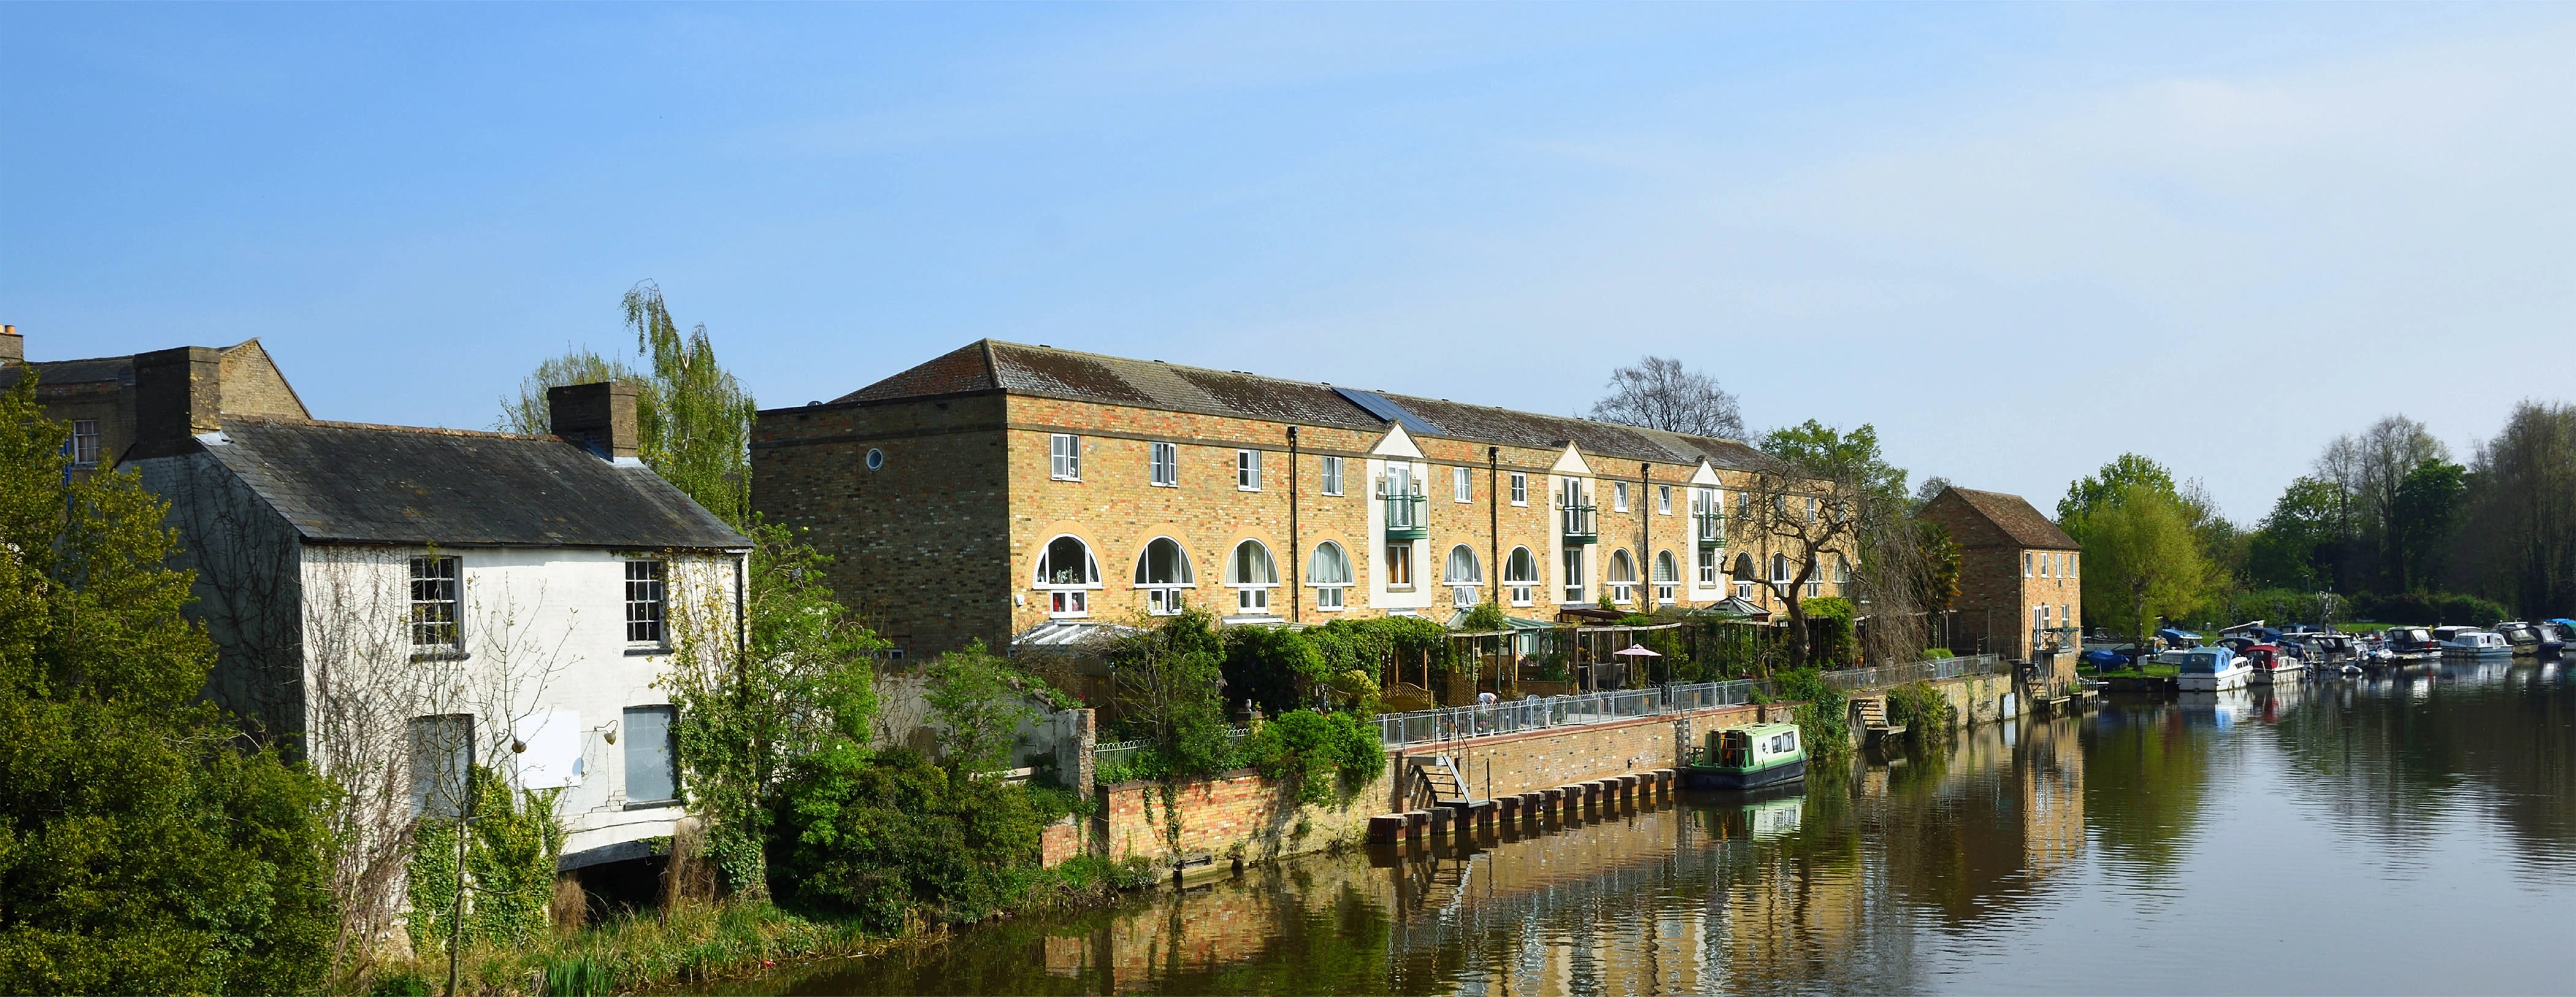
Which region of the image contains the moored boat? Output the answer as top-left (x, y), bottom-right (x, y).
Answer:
top-left (1681, 722), bottom-right (1807, 791)
top-left (2439, 629), bottom-right (2510, 658)
top-left (2175, 647), bottom-right (2250, 692)
top-left (2244, 644), bottom-right (2304, 685)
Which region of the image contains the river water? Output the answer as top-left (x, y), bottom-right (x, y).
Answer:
top-left (708, 659), bottom-right (2576, 995)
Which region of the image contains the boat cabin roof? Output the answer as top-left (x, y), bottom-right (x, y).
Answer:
top-left (1722, 722), bottom-right (1800, 739)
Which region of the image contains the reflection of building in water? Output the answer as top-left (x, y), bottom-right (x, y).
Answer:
top-left (2020, 718), bottom-right (2085, 876)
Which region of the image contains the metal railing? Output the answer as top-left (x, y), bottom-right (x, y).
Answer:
top-left (1384, 493), bottom-right (1428, 537)
top-left (1561, 503), bottom-right (1598, 544)
top-left (1812, 653), bottom-right (2006, 691)
top-left (1374, 680), bottom-right (1757, 749)
top-left (1693, 509), bottom-right (1724, 547)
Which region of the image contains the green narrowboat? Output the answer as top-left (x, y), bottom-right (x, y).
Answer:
top-left (1681, 722), bottom-right (1807, 791)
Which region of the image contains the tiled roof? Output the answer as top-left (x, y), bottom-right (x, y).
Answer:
top-left (834, 339), bottom-right (1772, 470)
top-left (195, 417), bottom-right (748, 550)
top-left (1938, 487), bottom-right (2078, 550)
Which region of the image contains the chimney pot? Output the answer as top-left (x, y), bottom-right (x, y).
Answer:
top-left (0, 325), bottom-right (19, 365)
top-left (548, 382), bottom-right (640, 460)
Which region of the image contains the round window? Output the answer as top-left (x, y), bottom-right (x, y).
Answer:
top-left (865, 448), bottom-right (885, 471)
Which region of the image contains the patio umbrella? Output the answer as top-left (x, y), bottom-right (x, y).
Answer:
top-left (1615, 643), bottom-right (1661, 657)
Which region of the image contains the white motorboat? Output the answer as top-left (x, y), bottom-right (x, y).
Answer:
top-left (2440, 629), bottom-right (2510, 658)
top-left (2175, 647), bottom-right (2250, 691)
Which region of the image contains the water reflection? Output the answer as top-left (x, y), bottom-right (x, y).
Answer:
top-left (718, 661), bottom-right (2576, 996)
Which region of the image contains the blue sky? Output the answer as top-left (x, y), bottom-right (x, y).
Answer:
top-left (8, 4), bottom-right (2574, 521)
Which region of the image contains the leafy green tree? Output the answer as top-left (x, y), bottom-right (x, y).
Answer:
top-left (0, 376), bottom-right (337, 995)
top-left (624, 281), bottom-right (756, 528)
top-left (665, 524), bottom-right (882, 896)
top-left (2247, 476), bottom-right (2342, 590)
top-left (924, 641), bottom-right (1048, 779)
top-left (2065, 483), bottom-right (2213, 647)
top-left (494, 347), bottom-right (648, 437)
top-left (1243, 710), bottom-right (1385, 806)
top-left (1219, 625), bottom-right (1325, 718)
top-left (2057, 453), bottom-right (2178, 523)
top-left (1108, 610), bottom-right (1235, 779)
top-left (2388, 459), bottom-right (2465, 593)
top-left (1753, 421), bottom-right (1936, 668)
top-left (767, 749), bottom-right (1041, 934)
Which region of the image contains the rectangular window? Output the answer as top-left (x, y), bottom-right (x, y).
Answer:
top-left (2069, 553), bottom-right (2078, 577)
top-left (1614, 482), bottom-right (1630, 512)
top-left (407, 714), bottom-right (473, 818)
top-left (623, 705), bottom-right (678, 805)
top-left (1316, 585), bottom-right (1344, 610)
top-left (2024, 552), bottom-right (2033, 577)
top-left (1386, 544), bottom-right (1413, 587)
top-left (409, 556), bottom-right (460, 651)
top-left (1509, 472), bottom-right (1527, 506)
top-left (1236, 449), bottom-right (1261, 491)
top-left (1454, 466), bottom-right (1472, 504)
top-left (1321, 456), bottom-right (1344, 496)
top-left (1049, 590), bottom-right (1088, 617)
top-left (1699, 547), bottom-right (1719, 585)
top-left (1511, 583), bottom-right (1533, 607)
top-left (1658, 485), bottom-right (1672, 515)
top-left (1563, 549), bottom-right (1585, 603)
top-left (1150, 441), bottom-right (1178, 487)
top-left (624, 560), bottom-right (665, 645)
top-left (70, 419), bottom-right (102, 467)
top-left (1146, 588), bottom-right (1184, 616)
top-left (1049, 434), bottom-right (1081, 481)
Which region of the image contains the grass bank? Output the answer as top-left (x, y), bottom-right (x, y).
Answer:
top-left (356, 856), bottom-right (1156, 996)
top-left (2088, 663), bottom-right (2179, 680)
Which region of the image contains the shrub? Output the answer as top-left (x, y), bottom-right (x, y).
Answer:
top-left (1801, 597), bottom-right (1859, 666)
top-left (1244, 709), bottom-right (1386, 806)
top-left (2355, 591), bottom-right (2510, 627)
top-left (1773, 668), bottom-right (1849, 753)
top-left (1885, 681), bottom-right (1955, 733)
top-left (767, 749), bottom-right (1044, 934)
top-left (1922, 648), bottom-right (1955, 660)
top-left (1459, 602), bottom-right (1510, 632)
top-left (407, 766), bottom-right (568, 956)
top-left (1221, 625), bottom-right (1325, 717)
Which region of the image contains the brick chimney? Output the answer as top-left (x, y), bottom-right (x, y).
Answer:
top-left (548, 382), bottom-right (640, 460)
top-left (130, 346), bottom-right (224, 460)
top-left (0, 325), bottom-right (20, 364)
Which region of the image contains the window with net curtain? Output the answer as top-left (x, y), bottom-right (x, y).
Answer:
top-left (1308, 541), bottom-right (1352, 610)
top-left (1228, 540), bottom-right (1279, 614)
top-left (1444, 545), bottom-right (1482, 609)
top-left (1504, 547), bottom-right (1539, 606)
top-left (1654, 550), bottom-right (1679, 605)
top-left (1607, 549), bottom-right (1638, 604)
top-left (1133, 537), bottom-right (1195, 616)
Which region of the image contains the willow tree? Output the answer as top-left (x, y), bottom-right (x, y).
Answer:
top-left (2066, 483), bottom-right (2212, 647)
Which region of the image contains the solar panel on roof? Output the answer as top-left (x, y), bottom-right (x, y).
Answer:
top-left (1332, 387), bottom-right (1441, 436)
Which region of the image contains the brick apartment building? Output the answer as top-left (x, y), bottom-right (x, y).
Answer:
top-left (0, 326), bottom-right (311, 480)
top-left (1919, 485), bottom-right (2082, 664)
top-left (753, 340), bottom-right (1853, 659)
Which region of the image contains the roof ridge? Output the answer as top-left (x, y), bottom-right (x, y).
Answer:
top-left (226, 414), bottom-right (554, 441)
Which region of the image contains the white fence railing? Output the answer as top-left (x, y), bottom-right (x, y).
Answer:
top-left (1812, 653), bottom-right (2007, 692)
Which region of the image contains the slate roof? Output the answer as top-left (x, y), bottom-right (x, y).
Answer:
top-left (833, 339), bottom-right (1773, 471)
top-left (197, 417), bottom-right (748, 550)
top-left (0, 353), bottom-right (137, 389)
top-left (1937, 487), bottom-right (2079, 550)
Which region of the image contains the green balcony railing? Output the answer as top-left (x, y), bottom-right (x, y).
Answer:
top-left (1562, 503), bottom-right (1598, 545)
top-left (1694, 509), bottom-right (1725, 548)
top-left (1385, 494), bottom-right (1428, 541)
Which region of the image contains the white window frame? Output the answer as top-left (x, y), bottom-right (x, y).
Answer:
top-left (1385, 542), bottom-right (1414, 590)
top-left (1321, 455), bottom-right (1344, 496)
top-left (1134, 537), bottom-right (1196, 617)
top-left (1614, 482), bottom-right (1630, 513)
top-left (409, 555), bottom-right (461, 653)
top-left (1035, 534), bottom-right (1103, 618)
top-left (1509, 472), bottom-right (1527, 506)
top-left (624, 560), bottom-right (666, 647)
top-left (1563, 549), bottom-right (1585, 604)
top-left (1606, 549), bottom-right (1637, 605)
top-left (1049, 433), bottom-right (1081, 481)
top-left (2024, 551), bottom-right (2033, 577)
top-left (1504, 546), bottom-right (1538, 607)
top-left (1236, 449), bottom-right (1262, 491)
top-left (1444, 544), bottom-right (1482, 610)
top-left (2069, 553), bottom-right (2078, 577)
top-left (70, 418), bottom-right (102, 468)
top-left (1654, 550), bottom-right (1678, 606)
top-left (1308, 541), bottom-right (1352, 612)
top-left (1149, 441), bottom-right (1178, 487)
top-left (1698, 546), bottom-right (1719, 585)
top-left (1658, 485), bottom-right (1672, 515)
top-left (1227, 539), bottom-right (1280, 614)
top-left (1454, 466), bottom-right (1472, 504)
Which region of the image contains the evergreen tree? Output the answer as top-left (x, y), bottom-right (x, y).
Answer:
top-left (0, 375), bottom-right (336, 994)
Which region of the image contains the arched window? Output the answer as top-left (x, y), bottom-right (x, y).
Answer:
top-left (1731, 551), bottom-right (1758, 600)
top-left (1504, 547), bottom-right (1539, 607)
top-left (1227, 540), bottom-right (1279, 614)
top-left (1606, 549), bottom-right (1638, 605)
top-left (1308, 541), bottom-right (1353, 611)
top-left (1654, 550), bottom-right (1679, 606)
top-left (1133, 537), bottom-right (1195, 617)
top-left (1034, 535), bottom-right (1101, 617)
top-left (1444, 545), bottom-right (1482, 609)
top-left (1834, 553), bottom-right (1853, 596)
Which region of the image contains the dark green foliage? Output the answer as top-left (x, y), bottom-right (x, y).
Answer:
top-left (767, 749), bottom-right (1043, 934)
top-left (1885, 681), bottom-right (1955, 733)
top-left (2247, 476), bottom-right (2344, 591)
top-left (1108, 610), bottom-right (1236, 780)
top-left (1243, 710), bottom-right (1385, 806)
top-left (0, 375), bottom-right (337, 995)
top-left (1773, 668), bottom-right (1849, 757)
top-left (2355, 590), bottom-right (2509, 626)
top-left (1219, 625), bottom-right (1326, 717)
top-left (2388, 459), bottom-right (2466, 593)
top-left (1801, 597), bottom-right (1858, 666)
top-left (1458, 602), bottom-right (1509, 632)
top-left (926, 641), bottom-right (1048, 777)
top-left (405, 767), bottom-right (567, 954)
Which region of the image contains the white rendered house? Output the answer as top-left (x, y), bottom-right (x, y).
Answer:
top-left (122, 359), bottom-right (747, 879)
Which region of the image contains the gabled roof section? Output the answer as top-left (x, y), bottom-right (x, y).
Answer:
top-left (192, 417), bottom-right (748, 550)
top-left (1688, 459), bottom-right (1723, 486)
top-left (1, 339), bottom-right (308, 420)
top-left (1369, 423), bottom-right (1425, 460)
top-left (1934, 486), bottom-right (2079, 550)
top-left (1549, 443), bottom-right (1591, 475)
top-left (832, 340), bottom-right (1780, 470)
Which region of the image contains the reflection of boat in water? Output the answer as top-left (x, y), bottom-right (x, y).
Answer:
top-left (2176, 687), bottom-right (2250, 729)
top-left (2174, 647), bottom-right (2250, 691)
top-left (1681, 723), bottom-right (1807, 791)
top-left (1693, 785), bottom-right (1806, 841)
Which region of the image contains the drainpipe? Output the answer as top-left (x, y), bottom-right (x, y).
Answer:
top-left (1287, 426), bottom-right (1300, 623)
top-left (1488, 447), bottom-right (1501, 610)
top-left (1639, 462), bottom-right (1651, 612)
